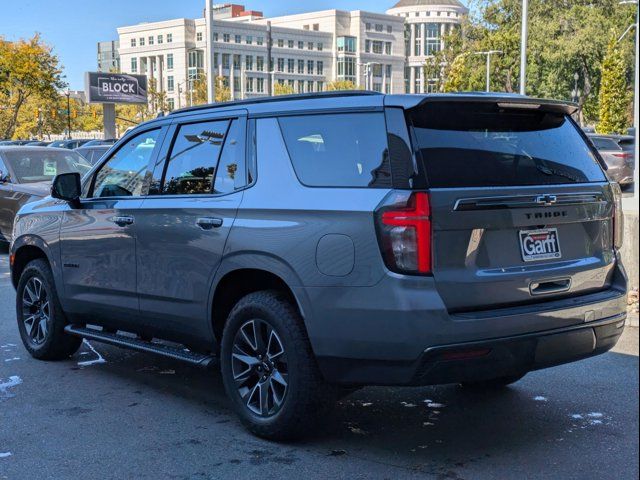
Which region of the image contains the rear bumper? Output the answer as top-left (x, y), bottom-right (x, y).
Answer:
top-left (317, 313), bottom-right (626, 386)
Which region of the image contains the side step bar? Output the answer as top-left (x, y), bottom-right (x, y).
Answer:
top-left (64, 325), bottom-right (217, 368)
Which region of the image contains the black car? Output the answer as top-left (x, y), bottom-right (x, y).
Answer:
top-left (0, 140), bottom-right (33, 146)
top-left (82, 138), bottom-right (118, 147)
top-left (0, 147), bottom-right (92, 244)
top-left (74, 145), bottom-right (111, 165)
top-left (24, 141), bottom-right (52, 147)
top-left (48, 139), bottom-right (92, 150)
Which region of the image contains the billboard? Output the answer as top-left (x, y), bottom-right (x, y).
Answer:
top-left (85, 72), bottom-right (148, 104)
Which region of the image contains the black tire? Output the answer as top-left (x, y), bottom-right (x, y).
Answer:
top-left (461, 373), bottom-right (527, 390)
top-left (16, 259), bottom-right (81, 360)
top-left (220, 290), bottom-right (334, 440)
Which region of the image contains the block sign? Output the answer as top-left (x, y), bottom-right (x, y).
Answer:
top-left (85, 72), bottom-right (148, 104)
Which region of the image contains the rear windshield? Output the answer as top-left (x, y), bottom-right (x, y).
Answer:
top-left (590, 137), bottom-right (621, 151)
top-left (410, 102), bottom-right (607, 188)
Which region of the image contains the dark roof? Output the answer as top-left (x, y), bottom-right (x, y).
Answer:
top-left (390, 0), bottom-right (467, 8)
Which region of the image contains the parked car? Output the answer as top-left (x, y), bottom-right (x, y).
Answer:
top-left (82, 138), bottom-right (118, 147)
top-left (0, 140), bottom-right (32, 146)
top-left (9, 92), bottom-right (627, 440)
top-left (24, 141), bottom-right (52, 147)
top-left (588, 134), bottom-right (635, 186)
top-left (0, 147), bottom-right (91, 244)
top-left (48, 139), bottom-right (92, 150)
top-left (74, 145), bottom-right (111, 165)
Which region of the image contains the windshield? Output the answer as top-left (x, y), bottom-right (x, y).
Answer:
top-left (4, 150), bottom-right (91, 183)
top-left (410, 102), bottom-right (607, 188)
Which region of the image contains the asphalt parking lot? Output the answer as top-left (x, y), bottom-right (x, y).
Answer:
top-left (0, 250), bottom-right (638, 480)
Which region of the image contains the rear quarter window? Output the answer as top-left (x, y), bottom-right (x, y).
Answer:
top-left (278, 112), bottom-right (391, 187)
top-left (409, 102), bottom-right (607, 188)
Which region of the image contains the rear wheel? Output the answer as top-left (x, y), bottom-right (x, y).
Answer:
top-left (220, 290), bottom-right (334, 440)
top-left (461, 373), bottom-right (527, 389)
top-left (16, 259), bottom-right (81, 360)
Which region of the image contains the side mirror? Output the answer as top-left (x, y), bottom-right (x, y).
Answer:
top-left (51, 172), bottom-right (81, 206)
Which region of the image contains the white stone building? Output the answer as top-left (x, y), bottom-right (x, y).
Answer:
top-left (114, 1), bottom-right (467, 109)
top-left (386, 0), bottom-right (469, 93)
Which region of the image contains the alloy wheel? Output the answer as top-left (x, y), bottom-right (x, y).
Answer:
top-left (231, 319), bottom-right (289, 417)
top-left (22, 277), bottom-right (50, 346)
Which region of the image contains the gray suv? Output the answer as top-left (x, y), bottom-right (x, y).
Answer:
top-left (9, 92), bottom-right (628, 439)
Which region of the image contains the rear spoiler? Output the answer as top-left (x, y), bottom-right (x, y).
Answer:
top-left (384, 93), bottom-right (579, 116)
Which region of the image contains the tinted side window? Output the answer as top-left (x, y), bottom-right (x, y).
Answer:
top-left (214, 119), bottom-right (246, 194)
top-left (278, 113), bottom-right (390, 187)
top-left (162, 120), bottom-right (229, 195)
top-left (91, 129), bottom-right (160, 198)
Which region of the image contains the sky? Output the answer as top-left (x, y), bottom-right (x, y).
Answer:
top-left (1, 0), bottom-right (398, 90)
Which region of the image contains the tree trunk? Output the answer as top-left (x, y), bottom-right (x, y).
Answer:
top-left (3, 92), bottom-right (25, 139)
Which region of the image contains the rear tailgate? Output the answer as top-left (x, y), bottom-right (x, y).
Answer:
top-left (407, 99), bottom-right (616, 312)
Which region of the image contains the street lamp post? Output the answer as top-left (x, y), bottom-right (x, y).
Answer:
top-left (65, 90), bottom-right (71, 139)
top-left (475, 50), bottom-right (503, 92)
top-left (572, 72), bottom-right (580, 103)
top-left (519, 0), bottom-right (529, 95)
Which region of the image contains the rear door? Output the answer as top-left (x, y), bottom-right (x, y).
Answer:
top-left (134, 111), bottom-right (248, 345)
top-left (407, 100), bottom-right (616, 312)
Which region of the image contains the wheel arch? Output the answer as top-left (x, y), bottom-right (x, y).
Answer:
top-left (10, 235), bottom-right (55, 289)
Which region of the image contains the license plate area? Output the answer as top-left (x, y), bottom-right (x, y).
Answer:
top-left (519, 228), bottom-right (562, 262)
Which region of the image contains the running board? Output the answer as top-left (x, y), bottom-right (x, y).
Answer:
top-left (64, 325), bottom-right (217, 368)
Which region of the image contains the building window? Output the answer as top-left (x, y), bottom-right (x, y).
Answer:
top-left (307, 60), bottom-right (314, 75)
top-left (246, 77), bottom-right (254, 93)
top-left (131, 57), bottom-right (137, 73)
top-left (278, 39), bottom-right (284, 48)
top-left (257, 77), bottom-right (265, 93)
top-left (414, 24), bottom-right (422, 56)
top-left (308, 42), bottom-right (314, 50)
top-left (233, 76), bottom-right (240, 92)
top-left (257, 36), bottom-right (264, 45)
top-left (167, 53), bottom-right (174, 70)
top-left (317, 81), bottom-right (324, 91)
top-left (375, 24), bottom-right (384, 32)
top-left (167, 98), bottom-right (175, 111)
top-left (365, 23), bottom-right (371, 31)
top-left (139, 37), bottom-right (145, 46)
top-left (365, 40), bottom-right (371, 53)
top-left (372, 41), bottom-right (384, 54)
top-left (385, 42), bottom-right (392, 55)
top-left (298, 41), bottom-right (304, 49)
top-left (223, 33), bottom-right (230, 43)
top-left (196, 32), bottom-right (203, 42)
top-left (297, 80), bottom-right (304, 93)
top-left (372, 64), bottom-right (383, 77)
top-left (257, 56), bottom-right (264, 71)
top-left (288, 79), bottom-right (295, 89)
top-left (373, 82), bottom-right (382, 92)
top-left (287, 58), bottom-right (295, 73)
top-left (213, 32), bottom-right (219, 41)
top-left (246, 55), bottom-right (253, 71)
top-left (158, 34), bottom-right (163, 44)
top-left (222, 53), bottom-right (230, 69)
top-left (303, 24), bottom-right (309, 30)
top-left (214, 53), bottom-right (219, 68)
top-left (277, 58), bottom-right (285, 72)
top-left (386, 64), bottom-right (392, 77)
top-left (317, 61), bottom-right (324, 75)
top-left (298, 59), bottom-right (304, 74)
top-left (233, 54), bottom-right (241, 70)
top-left (425, 23), bottom-right (441, 55)
top-left (307, 81), bottom-right (314, 92)
top-left (235, 34), bottom-right (241, 44)
top-left (167, 76), bottom-right (174, 92)
top-left (337, 36), bottom-right (356, 53)
top-left (313, 24), bottom-right (319, 31)
top-left (337, 57), bottom-right (356, 83)
top-left (130, 38), bottom-right (136, 47)
top-left (387, 25), bottom-right (393, 33)
top-left (246, 35), bottom-right (253, 44)
top-left (167, 33), bottom-right (173, 43)
top-left (148, 36), bottom-right (154, 45)
top-left (317, 42), bottom-right (323, 51)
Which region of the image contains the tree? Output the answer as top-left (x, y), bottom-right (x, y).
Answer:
top-left (147, 78), bottom-right (169, 114)
top-left (214, 75), bottom-right (231, 103)
top-left (0, 34), bottom-right (66, 139)
top-left (326, 80), bottom-right (359, 91)
top-left (597, 39), bottom-right (629, 134)
top-left (191, 73), bottom-right (208, 106)
top-left (274, 82), bottom-right (295, 95)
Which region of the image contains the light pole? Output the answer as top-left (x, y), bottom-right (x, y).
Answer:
top-left (474, 50), bottom-right (503, 92)
top-left (519, 0), bottom-right (529, 95)
top-left (65, 90), bottom-right (71, 139)
top-left (620, 0), bottom-right (638, 209)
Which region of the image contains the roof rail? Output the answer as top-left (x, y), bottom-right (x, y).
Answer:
top-left (168, 90), bottom-right (382, 116)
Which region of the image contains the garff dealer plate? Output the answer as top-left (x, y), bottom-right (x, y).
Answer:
top-left (519, 228), bottom-right (562, 262)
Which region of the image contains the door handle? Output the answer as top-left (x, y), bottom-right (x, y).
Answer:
top-left (112, 215), bottom-right (134, 227)
top-left (196, 217), bottom-right (223, 230)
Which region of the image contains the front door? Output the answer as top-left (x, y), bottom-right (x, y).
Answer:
top-left (134, 113), bottom-right (248, 346)
top-left (59, 127), bottom-right (166, 326)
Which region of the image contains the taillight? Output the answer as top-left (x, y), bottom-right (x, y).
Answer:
top-left (611, 182), bottom-right (624, 250)
top-left (612, 153), bottom-right (632, 159)
top-left (375, 191), bottom-right (432, 274)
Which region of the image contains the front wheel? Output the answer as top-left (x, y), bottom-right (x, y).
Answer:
top-left (220, 290), bottom-right (334, 440)
top-left (16, 259), bottom-right (81, 360)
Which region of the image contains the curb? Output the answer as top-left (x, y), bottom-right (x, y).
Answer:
top-left (627, 313), bottom-right (639, 328)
